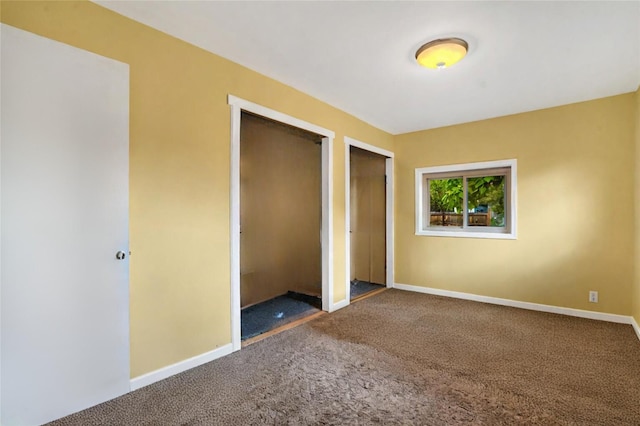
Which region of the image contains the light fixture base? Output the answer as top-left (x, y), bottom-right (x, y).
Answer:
top-left (415, 38), bottom-right (469, 69)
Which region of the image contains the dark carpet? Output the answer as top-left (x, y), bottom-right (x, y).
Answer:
top-left (241, 291), bottom-right (321, 340)
top-left (50, 289), bottom-right (640, 425)
top-left (350, 279), bottom-right (385, 299)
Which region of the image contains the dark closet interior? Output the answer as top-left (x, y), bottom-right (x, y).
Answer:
top-left (240, 112), bottom-right (323, 340)
top-left (350, 146), bottom-right (387, 300)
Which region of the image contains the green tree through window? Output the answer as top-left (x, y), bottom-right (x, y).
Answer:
top-left (417, 159), bottom-right (516, 238)
top-left (429, 175), bottom-right (505, 227)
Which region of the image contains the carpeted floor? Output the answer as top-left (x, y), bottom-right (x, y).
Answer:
top-left (50, 289), bottom-right (640, 425)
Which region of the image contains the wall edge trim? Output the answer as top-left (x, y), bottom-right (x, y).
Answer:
top-left (632, 316), bottom-right (640, 342)
top-left (344, 136), bottom-right (394, 158)
top-left (392, 283), bottom-right (633, 325)
top-left (227, 94), bottom-right (335, 138)
top-left (130, 344), bottom-right (233, 391)
top-left (330, 299), bottom-right (350, 312)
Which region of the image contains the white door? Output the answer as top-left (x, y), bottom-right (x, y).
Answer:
top-left (1, 24), bottom-right (130, 425)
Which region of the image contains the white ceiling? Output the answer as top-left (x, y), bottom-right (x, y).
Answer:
top-left (95, 1), bottom-right (640, 135)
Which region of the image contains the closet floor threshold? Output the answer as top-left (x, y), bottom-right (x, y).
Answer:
top-left (242, 310), bottom-right (326, 347)
top-left (351, 286), bottom-right (387, 303)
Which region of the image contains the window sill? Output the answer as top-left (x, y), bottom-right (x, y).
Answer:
top-left (415, 229), bottom-right (517, 240)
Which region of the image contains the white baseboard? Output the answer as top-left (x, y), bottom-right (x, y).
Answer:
top-left (128, 290), bottom-right (640, 393)
top-left (130, 343), bottom-right (234, 391)
top-left (393, 283), bottom-right (634, 325)
top-left (632, 317), bottom-right (640, 342)
top-left (329, 298), bottom-right (349, 312)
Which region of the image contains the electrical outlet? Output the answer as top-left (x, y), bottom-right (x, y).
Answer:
top-left (589, 291), bottom-right (598, 303)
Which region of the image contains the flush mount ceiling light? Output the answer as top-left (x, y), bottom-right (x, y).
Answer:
top-left (415, 38), bottom-right (468, 69)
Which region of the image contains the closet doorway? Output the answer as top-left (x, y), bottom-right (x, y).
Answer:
top-left (345, 138), bottom-right (394, 301)
top-left (229, 96), bottom-right (335, 350)
top-left (239, 112), bottom-right (323, 341)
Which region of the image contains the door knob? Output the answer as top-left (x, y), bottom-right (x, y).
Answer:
top-left (115, 251), bottom-right (126, 260)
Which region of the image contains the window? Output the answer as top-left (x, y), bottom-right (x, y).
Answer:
top-left (415, 159), bottom-right (517, 239)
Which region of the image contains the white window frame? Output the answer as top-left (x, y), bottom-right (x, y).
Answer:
top-left (415, 159), bottom-right (517, 239)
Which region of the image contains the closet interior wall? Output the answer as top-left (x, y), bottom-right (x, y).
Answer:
top-left (350, 146), bottom-right (387, 285)
top-left (240, 112), bottom-right (322, 308)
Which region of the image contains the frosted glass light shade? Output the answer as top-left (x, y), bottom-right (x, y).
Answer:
top-left (416, 38), bottom-right (468, 69)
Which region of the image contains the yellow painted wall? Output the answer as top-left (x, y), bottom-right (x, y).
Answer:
top-left (395, 94), bottom-right (636, 315)
top-left (634, 87), bottom-right (640, 325)
top-left (0, 0), bottom-right (394, 377)
top-left (3, 0), bottom-right (638, 382)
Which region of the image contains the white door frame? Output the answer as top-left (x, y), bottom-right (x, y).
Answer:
top-left (344, 137), bottom-right (394, 301)
top-left (228, 95), bottom-right (335, 351)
